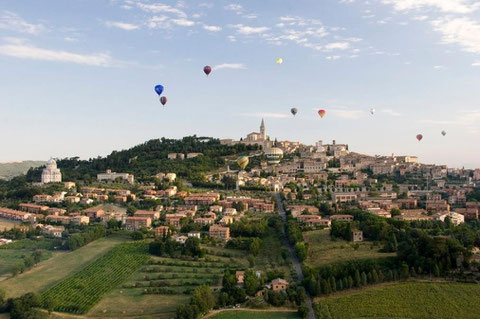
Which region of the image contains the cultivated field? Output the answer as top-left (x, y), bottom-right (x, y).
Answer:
top-left (89, 246), bottom-right (249, 317)
top-left (0, 235), bottom-right (127, 297)
top-left (210, 311), bottom-right (300, 319)
top-left (42, 242), bottom-right (150, 314)
top-left (314, 281), bottom-right (480, 319)
top-left (303, 229), bottom-right (395, 267)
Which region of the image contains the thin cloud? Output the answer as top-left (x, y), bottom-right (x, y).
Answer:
top-left (381, 0), bottom-right (480, 14)
top-left (105, 21), bottom-right (139, 30)
top-left (0, 43), bottom-right (113, 67)
top-left (224, 4), bottom-right (243, 12)
top-left (171, 18), bottom-right (195, 26)
top-left (431, 17), bottom-right (480, 54)
top-left (472, 61), bottom-right (480, 66)
top-left (203, 25), bottom-right (222, 31)
top-left (241, 112), bottom-right (289, 119)
top-left (213, 63), bottom-right (246, 70)
top-left (0, 11), bottom-right (46, 35)
top-left (325, 42), bottom-right (350, 50)
top-left (231, 24), bottom-right (269, 35)
top-left (134, 2), bottom-right (187, 17)
top-left (381, 109), bottom-right (401, 116)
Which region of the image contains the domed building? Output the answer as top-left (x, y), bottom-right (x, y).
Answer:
top-left (41, 158), bottom-right (62, 184)
top-left (265, 147), bottom-right (284, 165)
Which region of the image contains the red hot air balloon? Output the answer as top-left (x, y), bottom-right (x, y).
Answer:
top-left (416, 134), bottom-right (423, 141)
top-left (203, 66), bottom-right (212, 76)
top-left (160, 96), bottom-right (167, 106)
top-left (318, 109), bottom-right (326, 118)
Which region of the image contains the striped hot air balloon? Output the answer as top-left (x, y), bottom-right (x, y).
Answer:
top-left (236, 156), bottom-right (249, 170)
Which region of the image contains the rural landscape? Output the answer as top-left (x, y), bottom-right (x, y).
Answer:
top-left (2, 0), bottom-right (480, 318)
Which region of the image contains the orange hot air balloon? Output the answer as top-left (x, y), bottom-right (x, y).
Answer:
top-left (416, 134), bottom-right (423, 141)
top-left (318, 109), bottom-right (326, 118)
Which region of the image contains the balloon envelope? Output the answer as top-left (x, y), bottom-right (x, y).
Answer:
top-left (416, 134), bottom-right (423, 141)
top-left (237, 156), bottom-right (249, 170)
top-left (441, 130), bottom-right (447, 136)
top-left (154, 85), bottom-right (164, 96)
top-left (204, 66), bottom-right (212, 76)
top-left (318, 109), bottom-right (326, 118)
top-left (291, 108), bottom-right (298, 116)
top-left (370, 108), bottom-right (375, 115)
top-left (160, 96), bottom-right (167, 106)
top-left (276, 57), bottom-right (283, 65)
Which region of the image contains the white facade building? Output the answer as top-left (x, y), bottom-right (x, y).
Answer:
top-left (97, 169), bottom-right (134, 184)
top-left (41, 158), bottom-right (62, 184)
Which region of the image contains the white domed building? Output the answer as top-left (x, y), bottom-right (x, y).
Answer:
top-left (265, 147), bottom-right (284, 165)
top-left (41, 158), bottom-right (62, 184)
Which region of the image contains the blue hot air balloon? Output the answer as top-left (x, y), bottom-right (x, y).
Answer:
top-left (154, 85), bottom-right (164, 96)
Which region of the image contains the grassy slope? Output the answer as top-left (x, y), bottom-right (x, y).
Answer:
top-left (315, 282), bottom-right (480, 319)
top-left (210, 311), bottom-right (300, 319)
top-left (303, 229), bottom-right (395, 267)
top-left (0, 161), bottom-right (45, 180)
top-left (0, 236), bottom-right (127, 297)
top-left (0, 249), bottom-right (53, 276)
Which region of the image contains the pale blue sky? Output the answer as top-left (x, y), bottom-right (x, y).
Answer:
top-left (0, 0), bottom-right (479, 168)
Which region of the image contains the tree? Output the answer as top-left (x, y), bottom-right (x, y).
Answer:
top-left (244, 270), bottom-right (259, 296)
top-left (361, 272), bottom-right (367, 286)
top-left (191, 285), bottom-right (215, 315)
top-left (354, 270), bottom-right (361, 287)
top-left (42, 295), bottom-right (57, 315)
top-left (298, 304), bottom-right (309, 319)
top-left (401, 262), bottom-right (410, 279)
top-left (131, 231), bottom-right (144, 240)
top-left (294, 242), bottom-right (308, 261)
top-left (249, 238), bottom-right (261, 256)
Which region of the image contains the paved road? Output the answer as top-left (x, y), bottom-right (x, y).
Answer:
top-left (274, 193), bottom-right (315, 319)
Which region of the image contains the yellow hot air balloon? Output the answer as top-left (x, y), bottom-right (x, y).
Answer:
top-left (236, 156), bottom-right (249, 170)
top-left (276, 57), bottom-right (283, 65)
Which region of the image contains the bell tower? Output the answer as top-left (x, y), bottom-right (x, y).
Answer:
top-left (260, 118), bottom-right (266, 140)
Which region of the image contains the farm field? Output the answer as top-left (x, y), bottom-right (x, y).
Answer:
top-left (314, 281), bottom-right (480, 319)
top-left (303, 229), bottom-right (395, 267)
top-left (0, 249), bottom-right (53, 276)
top-left (89, 247), bottom-right (249, 317)
top-left (0, 235), bottom-right (127, 297)
top-left (210, 311), bottom-right (300, 319)
top-left (42, 242), bottom-right (150, 314)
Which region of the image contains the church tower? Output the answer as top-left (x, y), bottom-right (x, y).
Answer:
top-left (260, 118), bottom-right (266, 140)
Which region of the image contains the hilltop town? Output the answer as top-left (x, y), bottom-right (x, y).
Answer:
top-left (0, 120), bottom-right (479, 319)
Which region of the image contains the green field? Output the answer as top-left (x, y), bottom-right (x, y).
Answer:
top-left (314, 282), bottom-right (480, 319)
top-left (42, 242), bottom-right (150, 314)
top-left (0, 235), bottom-right (127, 297)
top-left (0, 249), bottom-right (53, 276)
top-left (210, 311), bottom-right (300, 319)
top-left (304, 229), bottom-right (395, 267)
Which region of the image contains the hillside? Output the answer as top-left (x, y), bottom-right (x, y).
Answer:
top-left (25, 136), bottom-right (260, 183)
top-left (0, 161), bottom-right (45, 180)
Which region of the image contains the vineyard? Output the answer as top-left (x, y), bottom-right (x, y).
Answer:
top-left (41, 241), bottom-right (150, 314)
top-left (314, 281), bottom-right (480, 319)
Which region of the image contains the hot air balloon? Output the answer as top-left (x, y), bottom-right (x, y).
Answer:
top-left (370, 108), bottom-right (375, 115)
top-left (291, 108), bottom-right (298, 116)
top-left (236, 156), bottom-right (249, 170)
top-left (276, 57), bottom-right (283, 65)
top-left (441, 130), bottom-right (447, 136)
top-left (203, 66), bottom-right (212, 76)
top-left (154, 85), bottom-right (164, 96)
top-left (416, 134), bottom-right (423, 141)
top-left (160, 96), bottom-right (167, 106)
top-left (318, 109), bottom-right (326, 118)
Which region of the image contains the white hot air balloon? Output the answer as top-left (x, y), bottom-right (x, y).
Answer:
top-left (370, 108), bottom-right (375, 115)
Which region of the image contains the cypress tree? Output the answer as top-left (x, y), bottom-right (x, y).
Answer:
top-left (330, 276), bottom-right (336, 292)
top-left (354, 270), bottom-right (361, 287)
top-left (361, 272), bottom-right (367, 286)
top-left (348, 276), bottom-right (354, 289)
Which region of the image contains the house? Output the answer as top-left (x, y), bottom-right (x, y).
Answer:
top-left (195, 217), bottom-right (215, 226)
top-left (235, 271), bottom-right (245, 284)
top-left (155, 226), bottom-right (171, 238)
top-left (188, 231), bottom-right (201, 239)
top-left (332, 193), bottom-right (358, 203)
top-left (305, 218), bottom-right (331, 228)
top-left (270, 278), bottom-right (289, 291)
top-left (72, 215), bottom-right (90, 225)
top-left (134, 210), bottom-right (160, 220)
top-left (42, 225), bottom-right (64, 238)
top-left (97, 169), bottom-right (134, 184)
top-left (174, 235), bottom-right (188, 244)
top-left (209, 224), bottom-right (230, 241)
top-left (220, 216), bottom-right (234, 225)
top-left (351, 229), bottom-right (363, 242)
top-left (84, 208), bottom-right (104, 219)
top-left (330, 215), bottom-right (354, 222)
top-left (18, 203), bottom-right (48, 214)
top-left (125, 216), bottom-right (151, 230)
